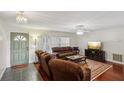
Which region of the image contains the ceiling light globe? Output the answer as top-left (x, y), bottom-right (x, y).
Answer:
top-left (76, 31), bottom-right (84, 35)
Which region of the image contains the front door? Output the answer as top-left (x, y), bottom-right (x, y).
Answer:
top-left (10, 32), bottom-right (29, 66)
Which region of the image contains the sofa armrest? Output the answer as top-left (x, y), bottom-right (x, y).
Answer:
top-left (81, 67), bottom-right (91, 81)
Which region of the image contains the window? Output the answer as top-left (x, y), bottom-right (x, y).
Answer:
top-left (51, 37), bottom-right (60, 47)
top-left (14, 35), bottom-right (27, 41)
top-left (60, 37), bottom-right (70, 47)
top-left (51, 37), bottom-right (70, 47)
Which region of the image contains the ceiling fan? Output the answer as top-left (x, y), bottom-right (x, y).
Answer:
top-left (75, 25), bottom-right (89, 35)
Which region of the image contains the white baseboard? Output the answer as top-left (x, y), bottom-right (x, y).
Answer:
top-left (107, 59), bottom-right (124, 65)
top-left (0, 67), bottom-right (6, 80)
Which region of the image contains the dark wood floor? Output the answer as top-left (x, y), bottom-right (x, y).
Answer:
top-left (95, 62), bottom-right (124, 81)
top-left (1, 64), bottom-right (43, 81)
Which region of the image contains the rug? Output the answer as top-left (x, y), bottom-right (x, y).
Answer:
top-left (79, 59), bottom-right (112, 80)
top-left (12, 64), bottom-right (28, 69)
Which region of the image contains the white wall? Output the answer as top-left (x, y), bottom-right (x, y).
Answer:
top-left (0, 40), bottom-right (6, 79)
top-left (0, 22), bottom-right (7, 79)
top-left (29, 31), bottom-right (78, 63)
top-left (3, 23), bottom-right (124, 67)
top-left (5, 26), bottom-right (78, 67)
top-left (77, 27), bottom-right (124, 64)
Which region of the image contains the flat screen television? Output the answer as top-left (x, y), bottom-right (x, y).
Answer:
top-left (88, 42), bottom-right (102, 50)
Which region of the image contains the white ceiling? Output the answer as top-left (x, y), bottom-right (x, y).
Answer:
top-left (0, 11), bottom-right (124, 32)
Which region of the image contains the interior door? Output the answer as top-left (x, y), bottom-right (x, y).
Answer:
top-left (11, 32), bottom-right (29, 66)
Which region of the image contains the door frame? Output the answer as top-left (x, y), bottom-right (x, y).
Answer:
top-left (10, 32), bottom-right (29, 66)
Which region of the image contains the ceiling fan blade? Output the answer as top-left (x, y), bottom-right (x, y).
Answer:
top-left (83, 31), bottom-right (89, 32)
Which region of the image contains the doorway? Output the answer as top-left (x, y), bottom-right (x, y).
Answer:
top-left (10, 32), bottom-right (29, 66)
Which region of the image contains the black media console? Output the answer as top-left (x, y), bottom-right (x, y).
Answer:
top-left (85, 49), bottom-right (105, 62)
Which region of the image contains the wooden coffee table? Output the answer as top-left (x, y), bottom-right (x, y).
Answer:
top-left (66, 55), bottom-right (86, 63)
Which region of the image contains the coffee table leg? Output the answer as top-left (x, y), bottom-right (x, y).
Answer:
top-left (85, 58), bottom-right (87, 63)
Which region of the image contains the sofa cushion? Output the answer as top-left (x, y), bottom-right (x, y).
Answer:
top-left (52, 47), bottom-right (79, 59)
top-left (52, 47), bottom-right (72, 52)
top-left (58, 52), bottom-right (74, 57)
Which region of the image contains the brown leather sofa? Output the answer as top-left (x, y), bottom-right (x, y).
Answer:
top-left (49, 59), bottom-right (91, 81)
top-left (52, 47), bottom-right (78, 59)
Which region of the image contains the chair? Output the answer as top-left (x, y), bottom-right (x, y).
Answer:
top-left (49, 59), bottom-right (91, 81)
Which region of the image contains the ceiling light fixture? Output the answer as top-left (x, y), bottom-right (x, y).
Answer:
top-left (16, 11), bottom-right (27, 23)
top-left (76, 25), bottom-right (89, 35)
top-left (76, 25), bottom-right (84, 35)
top-left (76, 30), bottom-right (84, 35)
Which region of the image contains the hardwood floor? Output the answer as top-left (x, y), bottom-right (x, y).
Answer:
top-left (1, 61), bottom-right (123, 81)
top-left (94, 62), bottom-right (124, 81)
top-left (1, 64), bottom-right (43, 81)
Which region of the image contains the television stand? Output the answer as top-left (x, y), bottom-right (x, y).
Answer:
top-left (85, 49), bottom-right (105, 62)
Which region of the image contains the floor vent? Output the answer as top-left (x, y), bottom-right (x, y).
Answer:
top-left (113, 54), bottom-right (123, 62)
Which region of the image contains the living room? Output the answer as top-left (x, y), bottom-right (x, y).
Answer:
top-left (0, 11), bottom-right (124, 81)
top-left (1, 0), bottom-right (124, 93)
